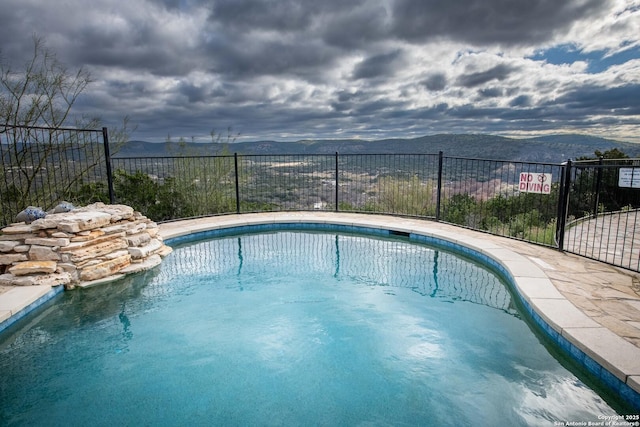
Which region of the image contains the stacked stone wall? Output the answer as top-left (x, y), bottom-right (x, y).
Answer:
top-left (0, 203), bottom-right (172, 289)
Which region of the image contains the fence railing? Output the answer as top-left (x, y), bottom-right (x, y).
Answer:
top-left (563, 158), bottom-right (640, 271)
top-left (2, 125), bottom-right (639, 272)
top-left (0, 124), bottom-right (112, 226)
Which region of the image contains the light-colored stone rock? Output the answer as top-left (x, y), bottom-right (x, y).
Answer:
top-left (30, 213), bottom-right (69, 230)
top-left (128, 238), bottom-right (163, 259)
top-left (70, 230), bottom-right (105, 242)
top-left (126, 222), bottom-right (148, 235)
top-left (29, 245), bottom-right (61, 261)
top-left (9, 261), bottom-right (57, 276)
top-left (126, 232), bottom-right (151, 247)
top-left (0, 274), bottom-right (16, 286)
top-left (101, 223), bottom-right (134, 235)
top-left (120, 254), bottom-right (162, 274)
top-left (0, 241), bottom-right (20, 252)
top-left (63, 238), bottom-right (129, 263)
top-left (57, 262), bottom-right (77, 273)
top-left (24, 237), bottom-right (70, 247)
top-left (77, 274), bottom-right (126, 289)
top-left (76, 259), bottom-right (102, 269)
top-left (0, 272), bottom-right (71, 286)
top-left (50, 231), bottom-right (72, 238)
top-left (0, 233), bottom-right (33, 241)
top-left (103, 249), bottom-right (130, 260)
top-left (56, 211), bottom-right (112, 233)
top-left (13, 245), bottom-right (30, 253)
top-left (156, 245), bottom-right (173, 257)
top-left (80, 203), bottom-right (135, 222)
top-left (1, 224), bottom-right (34, 234)
top-left (0, 253), bottom-right (29, 265)
top-left (61, 232), bottom-right (126, 250)
top-left (79, 254), bottom-right (131, 281)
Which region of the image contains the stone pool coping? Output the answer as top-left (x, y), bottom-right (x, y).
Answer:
top-left (2, 211), bottom-right (640, 409)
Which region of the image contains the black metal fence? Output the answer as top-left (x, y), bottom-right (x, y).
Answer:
top-left (0, 124), bottom-right (112, 226)
top-left (2, 125), bottom-right (639, 271)
top-left (563, 158), bottom-right (640, 271)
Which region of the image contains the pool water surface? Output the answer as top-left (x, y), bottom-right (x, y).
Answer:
top-left (0, 230), bottom-right (626, 425)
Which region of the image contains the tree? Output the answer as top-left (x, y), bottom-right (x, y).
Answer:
top-left (576, 148), bottom-right (629, 162)
top-left (1, 35), bottom-right (94, 128)
top-left (0, 36), bottom-right (130, 225)
top-left (159, 128), bottom-right (239, 217)
top-left (571, 148), bottom-right (636, 216)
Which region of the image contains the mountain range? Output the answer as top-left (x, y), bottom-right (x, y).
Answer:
top-left (113, 134), bottom-right (640, 163)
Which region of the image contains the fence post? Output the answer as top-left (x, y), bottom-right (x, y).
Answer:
top-left (102, 127), bottom-right (115, 204)
top-left (556, 159), bottom-right (572, 251)
top-left (436, 151), bottom-right (443, 221)
top-left (234, 153), bottom-right (240, 214)
top-left (592, 156), bottom-right (603, 218)
top-left (335, 152), bottom-right (339, 212)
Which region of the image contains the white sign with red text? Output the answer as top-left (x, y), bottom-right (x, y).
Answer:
top-left (519, 172), bottom-right (552, 194)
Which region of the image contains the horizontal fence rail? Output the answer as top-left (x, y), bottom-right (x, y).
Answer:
top-left (2, 125), bottom-right (639, 272)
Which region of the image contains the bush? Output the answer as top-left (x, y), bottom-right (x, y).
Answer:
top-left (109, 170), bottom-right (193, 221)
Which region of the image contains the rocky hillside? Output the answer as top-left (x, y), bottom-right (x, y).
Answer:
top-left (115, 134), bottom-right (640, 163)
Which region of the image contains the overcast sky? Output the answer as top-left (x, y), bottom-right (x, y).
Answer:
top-left (1, 0), bottom-right (639, 142)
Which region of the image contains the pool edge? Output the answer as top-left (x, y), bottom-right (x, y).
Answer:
top-left (0, 285), bottom-right (64, 334)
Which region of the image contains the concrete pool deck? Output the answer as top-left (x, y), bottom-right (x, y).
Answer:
top-left (2, 212), bottom-right (640, 405)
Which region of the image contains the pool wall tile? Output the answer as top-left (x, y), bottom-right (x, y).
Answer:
top-left (620, 377), bottom-right (640, 408)
top-left (601, 369), bottom-right (623, 394)
top-left (581, 352), bottom-right (603, 376)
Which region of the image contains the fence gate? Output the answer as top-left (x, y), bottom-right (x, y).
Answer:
top-left (560, 159), bottom-right (640, 271)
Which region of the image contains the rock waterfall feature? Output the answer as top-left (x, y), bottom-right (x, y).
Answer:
top-left (0, 203), bottom-right (172, 289)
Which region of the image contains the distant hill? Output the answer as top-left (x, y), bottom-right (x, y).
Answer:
top-left (113, 134), bottom-right (640, 163)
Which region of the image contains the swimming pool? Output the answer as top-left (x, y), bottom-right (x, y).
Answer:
top-left (0, 226), bottom-right (631, 425)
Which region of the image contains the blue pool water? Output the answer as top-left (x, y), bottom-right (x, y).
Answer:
top-left (0, 230), bottom-right (627, 425)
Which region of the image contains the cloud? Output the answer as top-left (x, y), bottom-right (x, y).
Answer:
top-left (478, 87), bottom-right (504, 98)
top-left (352, 50), bottom-right (405, 80)
top-left (0, 0), bottom-right (639, 143)
top-left (389, 0), bottom-right (609, 45)
top-left (552, 84), bottom-right (640, 115)
top-left (422, 73), bottom-right (448, 91)
top-left (510, 95), bottom-right (533, 107)
top-left (320, 3), bottom-right (390, 49)
top-left (456, 64), bottom-right (518, 88)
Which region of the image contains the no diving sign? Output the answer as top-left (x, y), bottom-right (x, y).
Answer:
top-left (519, 172), bottom-right (552, 194)
top-left (619, 168), bottom-right (640, 188)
